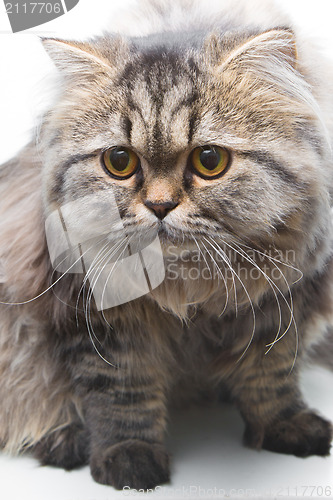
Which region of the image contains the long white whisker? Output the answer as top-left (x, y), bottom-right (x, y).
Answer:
top-left (50, 234), bottom-right (113, 312)
top-left (82, 236), bottom-right (129, 328)
top-left (239, 242), bottom-right (303, 284)
top-left (82, 236), bottom-right (131, 368)
top-left (204, 236), bottom-right (256, 361)
top-left (205, 236), bottom-right (238, 315)
top-left (230, 241), bottom-right (295, 347)
top-left (0, 243), bottom-right (97, 306)
top-left (225, 240), bottom-right (283, 354)
top-left (98, 234), bottom-right (135, 319)
top-left (258, 251), bottom-right (299, 374)
top-left (77, 238), bottom-right (118, 337)
top-left (0, 220), bottom-right (119, 307)
top-left (199, 239), bottom-right (229, 316)
top-left (226, 239), bottom-right (298, 374)
top-left (190, 235), bottom-right (212, 279)
top-left (77, 237), bottom-right (124, 313)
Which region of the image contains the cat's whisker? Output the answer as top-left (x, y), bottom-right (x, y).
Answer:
top-left (76, 237), bottom-right (118, 336)
top-left (76, 238), bottom-right (124, 344)
top-left (239, 242), bottom-right (304, 284)
top-left (0, 242), bottom-right (99, 307)
top-left (0, 218), bottom-right (120, 307)
top-left (203, 237), bottom-right (239, 311)
top-left (49, 233), bottom-right (113, 313)
top-left (261, 255), bottom-right (295, 342)
top-left (230, 240), bottom-right (296, 347)
top-left (74, 234), bottom-right (122, 320)
top-left (86, 233), bottom-right (136, 318)
top-left (199, 239), bottom-right (229, 317)
top-left (82, 236), bottom-right (131, 368)
top-left (204, 236), bottom-right (256, 361)
top-left (85, 236), bottom-right (133, 368)
top-left (98, 234), bottom-right (136, 321)
top-left (226, 240), bottom-right (298, 373)
top-left (203, 236), bottom-right (238, 316)
top-left (191, 235), bottom-right (212, 279)
top-left (79, 247), bottom-right (110, 340)
top-left (258, 252), bottom-right (299, 375)
top-left (82, 236), bottom-right (130, 327)
top-left (225, 240), bottom-right (284, 353)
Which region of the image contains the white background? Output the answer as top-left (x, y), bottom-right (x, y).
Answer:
top-left (0, 1), bottom-right (333, 499)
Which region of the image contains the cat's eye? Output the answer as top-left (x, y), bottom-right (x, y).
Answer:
top-left (102, 147), bottom-right (140, 179)
top-left (190, 146), bottom-right (230, 179)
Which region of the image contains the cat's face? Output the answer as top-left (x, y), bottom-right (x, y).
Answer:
top-left (41, 30), bottom-right (331, 296)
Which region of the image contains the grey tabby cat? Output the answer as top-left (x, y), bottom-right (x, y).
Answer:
top-left (0, 0), bottom-right (333, 490)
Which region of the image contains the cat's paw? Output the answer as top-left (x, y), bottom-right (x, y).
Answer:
top-left (32, 422), bottom-right (90, 470)
top-left (90, 439), bottom-right (170, 490)
top-left (245, 410), bottom-right (333, 457)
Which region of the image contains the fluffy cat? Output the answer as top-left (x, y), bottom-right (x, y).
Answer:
top-left (1, 0), bottom-right (333, 490)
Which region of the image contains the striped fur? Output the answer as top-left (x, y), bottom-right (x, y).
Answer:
top-left (0, 0), bottom-right (333, 490)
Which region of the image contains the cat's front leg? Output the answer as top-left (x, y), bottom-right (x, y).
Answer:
top-left (224, 339), bottom-right (333, 457)
top-left (74, 339), bottom-right (170, 490)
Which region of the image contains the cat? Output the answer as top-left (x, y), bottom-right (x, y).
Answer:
top-left (0, 0), bottom-right (333, 490)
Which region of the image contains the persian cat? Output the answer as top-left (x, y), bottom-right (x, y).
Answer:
top-left (1, 0), bottom-right (333, 490)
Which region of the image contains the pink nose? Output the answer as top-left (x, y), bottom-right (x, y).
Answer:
top-left (144, 200), bottom-right (179, 220)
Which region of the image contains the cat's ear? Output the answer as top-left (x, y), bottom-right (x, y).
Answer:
top-left (206, 29), bottom-right (297, 71)
top-left (41, 38), bottom-right (127, 80)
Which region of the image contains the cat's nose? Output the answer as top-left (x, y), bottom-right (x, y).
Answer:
top-left (144, 200), bottom-right (179, 220)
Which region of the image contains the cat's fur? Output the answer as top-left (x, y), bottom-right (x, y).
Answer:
top-left (1, 0), bottom-right (333, 490)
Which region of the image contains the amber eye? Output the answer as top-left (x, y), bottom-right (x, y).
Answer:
top-left (102, 147), bottom-right (140, 179)
top-left (190, 146), bottom-right (230, 179)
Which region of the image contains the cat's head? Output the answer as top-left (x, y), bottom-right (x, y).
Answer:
top-left (39, 27), bottom-right (332, 314)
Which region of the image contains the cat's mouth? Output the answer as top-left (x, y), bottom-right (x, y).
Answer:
top-left (158, 222), bottom-right (181, 241)
top-left (157, 222), bottom-right (196, 250)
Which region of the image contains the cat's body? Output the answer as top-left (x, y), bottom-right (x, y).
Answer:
top-left (1, 0), bottom-right (333, 489)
